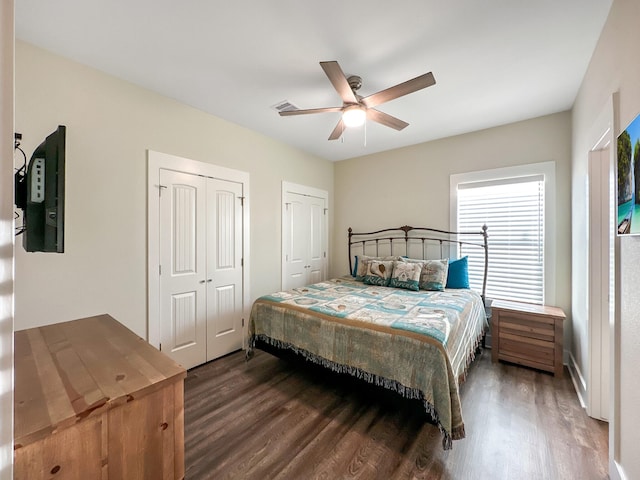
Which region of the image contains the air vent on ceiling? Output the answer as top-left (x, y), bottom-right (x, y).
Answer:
top-left (272, 100), bottom-right (299, 113)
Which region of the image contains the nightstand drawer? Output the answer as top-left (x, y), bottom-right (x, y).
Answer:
top-left (499, 337), bottom-right (555, 366)
top-left (500, 316), bottom-right (555, 341)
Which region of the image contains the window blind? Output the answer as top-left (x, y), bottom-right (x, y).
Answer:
top-left (457, 175), bottom-right (545, 305)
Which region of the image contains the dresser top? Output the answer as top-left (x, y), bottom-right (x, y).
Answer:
top-left (14, 314), bottom-right (186, 447)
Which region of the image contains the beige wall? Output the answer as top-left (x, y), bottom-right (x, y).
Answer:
top-left (572, 0), bottom-right (640, 477)
top-left (333, 111), bottom-right (572, 316)
top-left (14, 41), bottom-right (334, 338)
top-left (0, 3), bottom-right (14, 478)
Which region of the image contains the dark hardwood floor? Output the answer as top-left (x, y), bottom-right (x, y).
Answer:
top-left (184, 348), bottom-right (608, 480)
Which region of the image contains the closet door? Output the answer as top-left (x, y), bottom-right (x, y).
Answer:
top-left (159, 171), bottom-right (244, 369)
top-left (159, 169), bottom-right (207, 369)
top-left (206, 178), bottom-right (244, 361)
top-left (282, 190), bottom-right (326, 290)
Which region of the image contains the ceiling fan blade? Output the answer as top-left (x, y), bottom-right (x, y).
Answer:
top-left (279, 106), bottom-right (343, 116)
top-left (320, 61), bottom-right (358, 104)
top-left (367, 108), bottom-right (409, 130)
top-left (328, 118), bottom-right (345, 140)
top-left (362, 72), bottom-right (436, 108)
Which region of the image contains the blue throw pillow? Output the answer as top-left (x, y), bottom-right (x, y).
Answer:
top-left (446, 256), bottom-right (470, 289)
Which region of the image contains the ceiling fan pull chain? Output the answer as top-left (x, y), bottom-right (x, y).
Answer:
top-left (364, 119), bottom-right (367, 147)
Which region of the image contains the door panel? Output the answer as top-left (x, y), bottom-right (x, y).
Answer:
top-left (172, 185), bottom-right (198, 274)
top-left (207, 178), bottom-right (243, 361)
top-left (171, 292), bottom-right (198, 349)
top-left (308, 196), bottom-right (325, 284)
top-left (286, 196), bottom-right (308, 289)
top-left (215, 190), bottom-right (235, 269)
top-left (290, 200), bottom-right (307, 264)
top-left (214, 285), bottom-right (235, 334)
top-left (159, 169), bottom-right (207, 369)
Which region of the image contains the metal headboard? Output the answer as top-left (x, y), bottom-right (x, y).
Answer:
top-left (348, 225), bottom-right (489, 300)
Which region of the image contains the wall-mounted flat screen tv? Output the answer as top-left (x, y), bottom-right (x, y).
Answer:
top-left (14, 125), bottom-right (66, 252)
top-left (617, 113), bottom-right (640, 236)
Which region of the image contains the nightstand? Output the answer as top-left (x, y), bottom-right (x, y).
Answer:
top-left (490, 300), bottom-right (566, 377)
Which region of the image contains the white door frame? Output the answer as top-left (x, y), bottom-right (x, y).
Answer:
top-left (587, 97), bottom-right (613, 422)
top-left (586, 94), bottom-right (620, 477)
top-left (610, 93), bottom-right (622, 478)
top-left (147, 150), bottom-right (250, 350)
top-left (281, 181), bottom-right (328, 290)
top-left (588, 144), bottom-right (611, 421)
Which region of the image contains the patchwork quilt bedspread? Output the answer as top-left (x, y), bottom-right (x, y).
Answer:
top-left (248, 276), bottom-right (487, 449)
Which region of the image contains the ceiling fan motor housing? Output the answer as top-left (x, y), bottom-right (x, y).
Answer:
top-left (347, 75), bottom-right (362, 92)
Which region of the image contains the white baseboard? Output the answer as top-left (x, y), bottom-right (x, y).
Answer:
top-left (567, 351), bottom-right (587, 409)
top-left (610, 460), bottom-right (627, 480)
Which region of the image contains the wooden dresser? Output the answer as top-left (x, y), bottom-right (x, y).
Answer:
top-left (490, 300), bottom-right (566, 377)
top-left (14, 314), bottom-right (187, 480)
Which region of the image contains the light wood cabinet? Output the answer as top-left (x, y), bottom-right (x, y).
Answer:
top-left (14, 314), bottom-right (186, 480)
top-left (490, 300), bottom-right (566, 377)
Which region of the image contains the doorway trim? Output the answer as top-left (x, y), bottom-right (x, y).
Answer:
top-left (147, 150), bottom-right (250, 349)
top-left (609, 92), bottom-right (622, 480)
top-left (587, 134), bottom-right (612, 422)
top-left (583, 93), bottom-right (620, 478)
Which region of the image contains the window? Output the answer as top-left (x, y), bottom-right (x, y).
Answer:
top-left (450, 162), bottom-right (555, 305)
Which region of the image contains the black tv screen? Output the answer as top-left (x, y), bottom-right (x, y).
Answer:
top-left (16, 125), bottom-right (66, 252)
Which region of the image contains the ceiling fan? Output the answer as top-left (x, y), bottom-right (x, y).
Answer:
top-left (279, 61), bottom-right (436, 140)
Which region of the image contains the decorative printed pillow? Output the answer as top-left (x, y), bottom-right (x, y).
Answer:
top-left (363, 260), bottom-right (394, 286)
top-left (389, 260), bottom-right (423, 291)
top-left (355, 255), bottom-right (401, 281)
top-left (419, 259), bottom-right (449, 291)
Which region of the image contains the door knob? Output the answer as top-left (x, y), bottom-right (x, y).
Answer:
top-left (199, 280), bottom-right (206, 284)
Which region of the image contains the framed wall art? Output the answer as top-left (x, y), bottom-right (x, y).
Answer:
top-left (616, 112), bottom-right (640, 235)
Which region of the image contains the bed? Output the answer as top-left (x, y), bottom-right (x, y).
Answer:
top-left (247, 225), bottom-right (489, 449)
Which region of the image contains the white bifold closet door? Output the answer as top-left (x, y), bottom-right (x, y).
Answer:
top-left (159, 169), bottom-right (243, 369)
top-left (283, 191), bottom-right (326, 290)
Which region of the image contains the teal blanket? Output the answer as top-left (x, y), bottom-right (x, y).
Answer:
top-left (249, 276), bottom-right (487, 449)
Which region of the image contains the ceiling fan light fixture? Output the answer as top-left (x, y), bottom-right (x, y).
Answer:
top-left (342, 105), bottom-right (366, 127)
top-left (281, 61), bottom-right (435, 140)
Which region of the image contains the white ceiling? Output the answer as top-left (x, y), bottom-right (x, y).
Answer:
top-left (15, 1), bottom-right (612, 162)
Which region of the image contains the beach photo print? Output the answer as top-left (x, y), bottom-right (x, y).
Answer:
top-left (617, 112), bottom-right (640, 235)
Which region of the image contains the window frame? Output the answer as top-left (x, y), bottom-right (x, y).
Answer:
top-left (450, 161), bottom-right (556, 305)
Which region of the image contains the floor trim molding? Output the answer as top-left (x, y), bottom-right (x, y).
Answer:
top-left (610, 460), bottom-right (626, 480)
top-left (567, 351), bottom-right (587, 409)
